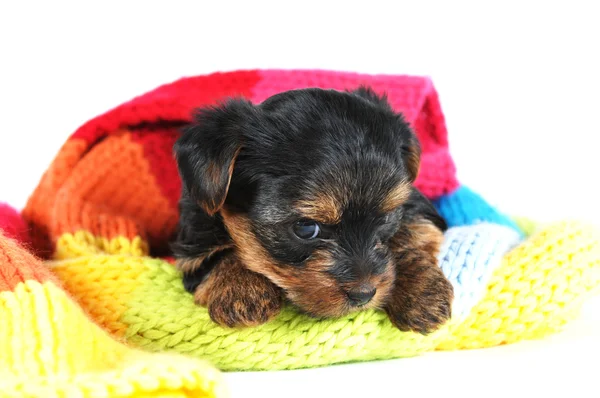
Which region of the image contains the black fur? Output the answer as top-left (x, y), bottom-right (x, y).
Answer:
top-left (171, 85), bottom-right (446, 305)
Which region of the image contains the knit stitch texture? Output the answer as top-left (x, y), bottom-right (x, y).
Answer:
top-left (0, 70), bottom-right (598, 388)
top-left (0, 229), bottom-right (227, 397)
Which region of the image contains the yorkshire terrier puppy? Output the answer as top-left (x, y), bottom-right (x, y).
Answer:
top-left (171, 86), bottom-right (454, 334)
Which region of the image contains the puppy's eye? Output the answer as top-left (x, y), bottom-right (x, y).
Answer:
top-left (292, 220), bottom-right (320, 240)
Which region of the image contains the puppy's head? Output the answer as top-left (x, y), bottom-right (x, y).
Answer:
top-left (175, 86), bottom-right (425, 318)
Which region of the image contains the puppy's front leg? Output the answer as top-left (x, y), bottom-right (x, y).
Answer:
top-left (191, 251), bottom-right (284, 328)
top-left (384, 218), bottom-right (453, 334)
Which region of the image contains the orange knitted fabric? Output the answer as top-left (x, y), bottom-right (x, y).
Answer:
top-left (22, 70), bottom-right (460, 258)
top-left (0, 233), bottom-right (53, 291)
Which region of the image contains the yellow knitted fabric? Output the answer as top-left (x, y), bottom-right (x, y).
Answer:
top-left (54, 230), bottom-right (149, 260)
top-left (0, 233), bottom-right (228, 397)
top-left (438, 220), bottom-right (600, 350)
top-left (49, 220), bottom-right (600, 371)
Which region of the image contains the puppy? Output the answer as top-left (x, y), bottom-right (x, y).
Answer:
top-left (171, 86), bottom-right (454, 334)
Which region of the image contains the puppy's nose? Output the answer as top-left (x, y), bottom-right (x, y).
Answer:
top-left (346, 288), bottom-right (376, 306)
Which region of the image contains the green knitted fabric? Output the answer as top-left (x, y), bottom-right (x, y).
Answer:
top-left (51, 220), bottom-right (600, 371)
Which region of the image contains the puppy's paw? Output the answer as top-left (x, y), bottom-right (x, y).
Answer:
top-left (204, 272), bottom-right (283, 328)
top-left (384, 264), bottom-right (453, 335)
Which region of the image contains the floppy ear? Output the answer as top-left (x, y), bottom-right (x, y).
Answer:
top-left (174, 99), bottom-right (254, 216)
top-left (404, 187), bottom-right (447, 232)
top-left (401, 129), bottom-right (421, 182)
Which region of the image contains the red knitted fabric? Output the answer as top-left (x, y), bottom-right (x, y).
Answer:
top-left (0, 203), bottom-right (31, 248)
top-left (22, 69), bottom-right (459, 258)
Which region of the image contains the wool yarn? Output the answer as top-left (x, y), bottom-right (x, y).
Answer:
top-left (0, 228), bottom-right (226, 397)
top-left (0, 70), bottom-right (596, 382)
top-left (45, 219), bottom-right (599, 371)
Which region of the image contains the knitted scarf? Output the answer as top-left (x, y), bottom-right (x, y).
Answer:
top-left (1, 70), bottom-right (599, 397)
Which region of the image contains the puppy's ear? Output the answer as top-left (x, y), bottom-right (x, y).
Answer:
top-left (401, 129), bottom-right (421, 182)
top-left (351, 85), bottom-right (393, 111)
top-left (174, 99), bottom-right (254, 215)
top-left (404, 187), bottom-right (447, 232)
top-left (352, 86), bottom-right (421, 180)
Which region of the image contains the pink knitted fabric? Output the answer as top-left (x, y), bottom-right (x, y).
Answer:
top-left (252, 70), bottom-right (458, 197)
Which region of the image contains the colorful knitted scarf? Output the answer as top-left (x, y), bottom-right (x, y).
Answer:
top-left (1, 70), bottom-right (599, 397)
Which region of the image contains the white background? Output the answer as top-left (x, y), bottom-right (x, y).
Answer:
top-left (1, 1), bottom-right (598, 397)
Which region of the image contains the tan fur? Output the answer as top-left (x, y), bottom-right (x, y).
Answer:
top-left (381, 181), bottom-right (412, 212)
top-left (202, 146), bottom-right (242, 216)
top-left (405, 143), bottom-right (421, 181)
top-left (410, 222), bottom-right (445, 256)
top-left (175, 244), bottom-right (234, 273)
top-left (206, 161), bottom-right (222, 188)
top-left (384, 219), bottom-right (453, 334)
top-left (193, 251), bottom-right (283, 327)
top-left (193, 270), bottom-right (216, 306)
top-left (213, 208), bottom-right (450, 328)
top-left (220, 207), bottom-right (395, 318)
top-left (294, 190), bottom-right (342, 224)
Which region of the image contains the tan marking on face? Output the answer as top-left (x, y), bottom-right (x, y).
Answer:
top-left (220, 207), bottom-right (396, 318)
top-left (219, 208), bottom-right (280, 279)
top-left (381, 181), bottom-right (412, 212)
top-left (294, 191), bottom-right (342, 224)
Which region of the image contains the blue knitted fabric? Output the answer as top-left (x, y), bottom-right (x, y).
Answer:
top-left (438, 223), bottom-right (522, 318)
top-left (432, 186), bottom-right (523, 235)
